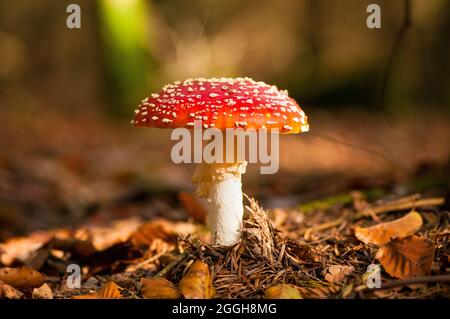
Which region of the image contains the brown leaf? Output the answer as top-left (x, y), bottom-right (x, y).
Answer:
top-left (0, 267), bottom-right (46, 289)
top-left (264, 284), bottom-right (302, 299)
top-left (141, 277), bottom-right (179, 299)
top-left (0, 280), bottom-right (24, 299)
top-left (0, 229), bottom-right (70, 266)
top-left (355, 211), bottom-right (423, 246)
top-left (32, 283), bottom-right (53, 299)
top-left (51, 237), bottom-right (96, 258)
top-left (86, 218), bottom-right (141, 251)
top-left (179, 260), bottom-right (215, 299)
top-left (178, 192), bottom-right (207, 222)
top-left (324, 265), bottom-right (354, 283)
top-left (96, 281), bottom-right (123, 298)
top-left (130, 219), bottom-right (177, 248)
top-left (72, 281), bottom-right (123, 299)
top-left (376, 236), bottom-right (435, 279)
top-left (297, 285), bottom-right (340, 299)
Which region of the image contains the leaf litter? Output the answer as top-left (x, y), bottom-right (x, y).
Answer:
top-left (0, 192), bottom-right (448, 299)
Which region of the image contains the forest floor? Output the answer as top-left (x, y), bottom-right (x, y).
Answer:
top-left (0, 110), bottom-right (449, 299)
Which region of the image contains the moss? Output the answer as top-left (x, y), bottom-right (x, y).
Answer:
top-left (298, 188), bottom-right (386, 214)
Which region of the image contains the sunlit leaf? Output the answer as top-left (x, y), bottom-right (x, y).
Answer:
top-left (130, 219), bottom-right (177, 248)
top-left (0, 280), bottom-right (24, 299)
top-left (355, 211), bottom-right (423, 246)
top-left (0, 229), bottom-right (70, 266)
top-left (141, 277), bottom-right (179, 299)
top-left (376, 236), bottom-right (435, 279)
top-left (0, 267), bottom-right (46, 289)
top-left (72, 281), bottom-right (123, 299)
top-left (264, 284), bottom-right (302, 299)
top-left (32, 283), bottom-right (53, 299)
top-left (97, 281), bottom-right (123, 298)
top-left (324, 265), bottom-right (354, 283)
top-left (179, 260), bottom-right (215, 299)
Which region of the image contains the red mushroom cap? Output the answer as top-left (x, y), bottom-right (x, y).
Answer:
top-left (132, 77), bottom-right (308, 134)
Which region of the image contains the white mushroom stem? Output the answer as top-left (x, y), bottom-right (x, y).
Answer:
top-left (192, 161), bottom-right (247, 246)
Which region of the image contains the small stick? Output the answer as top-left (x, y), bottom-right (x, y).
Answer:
top-left (356, 197), bottom-right (444, 218)
top-left (302, 197), bottom-right (445, 235)
top-left (376, 193), bottom-right (421, 206)
top-left (130, 251), bottom-right (166, 271)
top-left (300, 219), bottom-right (344, 236)
top-left (154, 250), bottom-right (190, 278)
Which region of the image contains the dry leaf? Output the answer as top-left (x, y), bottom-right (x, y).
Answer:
top-left (355, 211), bottom-right (423, 246)
top-left (72, 281), bottom-right (123, 299)
top-left (32, 283), bottom-right (53, 299)
top-left (264, 284), bottom-right (302, 299)
top-left (141, 277), bottom-right (179, 299)
top-left (130, 219), bottom-right (177, 247)
top-left (179, 260), bottom-right (215, 299)
top-left (97, 281), bottom-right (123, 298)
top-left (87, 218), bottom-right (141, 251)
top-left (0, 280), bottom-right (24, 299)
top-left (324, 265), bottom-right (354, 283)
top-left (178, 192), bottom-right (207, 222)
top-left (297, 285), bottom-right (340, 298)
top-left (0, 229), bottom-right (70, 266)
top-left (0, 267), bottom-right (46, 289)
top-left (376, 236), bottom-right (435, 279)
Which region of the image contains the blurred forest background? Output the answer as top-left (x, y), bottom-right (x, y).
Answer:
top-left (0, 0), bottom-right (449, 239)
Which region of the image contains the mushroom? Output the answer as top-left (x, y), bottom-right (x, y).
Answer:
top-left (132, 77), bottom-right (308, 246)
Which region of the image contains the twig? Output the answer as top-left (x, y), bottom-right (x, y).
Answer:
top-left (356, 274), bottom-right (450, 292)
top-left (300, 219), bottom-right (345, 236)
top-left (300, 196), bottom-right (444, 235)
top-left (129, 251), bottom-right (166, 272)
top-left (154, 250), bottom-right (190, 278)
top-left (356, 197), bottom-right (445, 218)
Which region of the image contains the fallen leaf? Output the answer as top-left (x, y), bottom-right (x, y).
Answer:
top-left (96, 281), bottom-right (123, 298)
top-left (178, 192), bottom-right (207, 222)
top-left (0, 267), bottom-right (46, 289)
top-left (0, 280), bottom-right (24, 299)
top-left (130, 219), bottom-right (177, 248)
top-left (297, 285), bottom-right (340, 298)
top-left (0, 229), bottom-right (70, 266)
top-left (179, 260), bottom-right (215, 299)
top-left (376, 236), bottom-right (435, 279)
top-left (264, 284), bottom-right (302, 299)
top-left (51, 237), bottom-right (96, 257)
top-left (72, 281), bottom-right (123, 299)
top-left (324, 265), bottom-right (354, 283)
top-left (32, 283), bottom-right (53, 299)
top-left (141, 277), bottom-right (179, 299)
top-left (355, 211), bottom-right (423, 246)
top-left (86, 218), bottom-right (141, 251)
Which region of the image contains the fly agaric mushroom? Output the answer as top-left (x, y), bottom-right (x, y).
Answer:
top-left (132, 77), bottom-right (308, 246)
